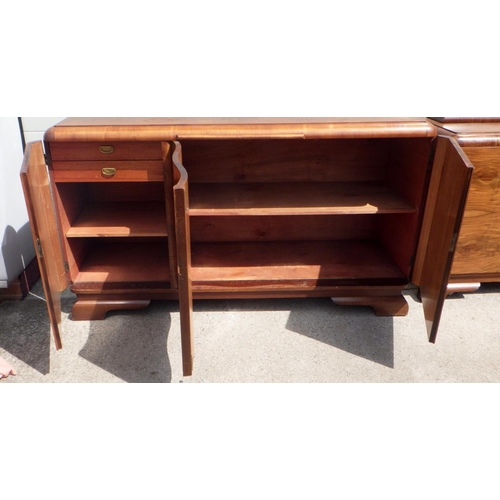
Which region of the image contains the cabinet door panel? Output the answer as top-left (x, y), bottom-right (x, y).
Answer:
top-left (416, 137), bottom-right (473, 342)
top-left (20, 142), bottom-right (67, 349)
top-left (172, 141), bottom-right (194, 376)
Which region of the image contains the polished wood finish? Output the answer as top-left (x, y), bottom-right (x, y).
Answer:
top-left (188, 182), bottom-right (416, 216)
top-left (414, 137), bottom-right (473, 342)
top-left (20, 142), bottom-right (67, 349)
top-left (182, 138), bottom-right (392, 183)
top-left (49, 141), bottom-right (163, 161)
top-left (451, 147), bottom-right (500, 276)
top-left (162, 142), bottom-right (179, 290)
top-left (190, 214), bottom-right (377, 242)
top-left (49, 144), bottom-right (173, 320)
top-left (52, 160), bottom-right (164, 182)
top-left (429, 117), bottom-right (500, 124)
top-left (72, 240), bottom-right (170, 286)
top-left (72, 296), bottom-right (151, 320)
top-left (190, 241), bottom-right (406, 286)
top-left (428, 120), bottom-right (500, 285)
top-left (45, 118), bottom-right (437, 142)
top-left (331, 295), bottom-right (409, 316)
top-left (172, 142), bottom-right (194, 377)
top-left (19, 118), bottom-right (475, 376)
top-left (66, 201), bottom-right (168, 237)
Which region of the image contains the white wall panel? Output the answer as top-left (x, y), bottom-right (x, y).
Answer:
top-left (21, 117), bottom-right (66, 143)
top-left (0, 118), bottom-right (34, 287)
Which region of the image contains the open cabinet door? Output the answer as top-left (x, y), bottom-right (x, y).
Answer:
top-left (414, 137), bottom-right (473, 343)
top-left (20, 142), bottom-right (67, 349)
top-left (171, 141), bottom-right (194, 376)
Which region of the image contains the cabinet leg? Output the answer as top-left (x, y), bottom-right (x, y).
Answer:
top-left (72, 297), bottom-right (151, 320)
top-left (331, 295), bottom-right (409, 316)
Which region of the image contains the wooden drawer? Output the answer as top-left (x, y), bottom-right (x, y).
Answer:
top-left (49, 141), bottom-right (163, 161)
top-left (51, 160), bottom-right (164, 182)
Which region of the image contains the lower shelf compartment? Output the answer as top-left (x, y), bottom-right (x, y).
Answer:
top-left (190, 240), bottom-right (407, 287)
top-left (72, 240), bottom-right (171, 289)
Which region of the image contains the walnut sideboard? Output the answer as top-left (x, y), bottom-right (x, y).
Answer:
top-left (428, 118), bottom-right (500, 294)
top-left (21, 118), bottom-right (474, 376)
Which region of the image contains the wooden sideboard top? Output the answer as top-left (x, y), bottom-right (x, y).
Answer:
top-left (429, 120), bottom-right (500, 147)
top-left (44, 117), bottom-right (437, 142)
top-left (429, 117), bottom-right (500, 123)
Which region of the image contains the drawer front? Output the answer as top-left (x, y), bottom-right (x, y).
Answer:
top-left (51, 161), bottom-right (164, 182)
top-left (49, 141), bottom-right (163, 161)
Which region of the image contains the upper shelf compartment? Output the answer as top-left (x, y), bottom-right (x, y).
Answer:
top-left (188, 182), bottom-right (416, 216)
top-left (180, 137), bottom-right (434, 215)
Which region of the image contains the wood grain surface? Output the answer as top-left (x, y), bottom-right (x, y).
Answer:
top-left (452, 147), bottom-right (500, 275)
top-left (44, 118), bottom-right (437, 141)
top-left (415, 137), bottom-right (472, 342)
top-left (172, 142), bottom-right (194, 376)
top-left (20, 142), bottom-right (67, 349)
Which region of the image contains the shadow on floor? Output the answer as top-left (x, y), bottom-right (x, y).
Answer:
top-left (78, 300), bottom-right (174, 383)
top-left (285, 298), bottom-right (394, 368)
top-left (0, 293), bottom-right (52, 374)
top-left (1, 279), bottom-right (174, 382)
top-left (194, 297), bottom-right (395, 368)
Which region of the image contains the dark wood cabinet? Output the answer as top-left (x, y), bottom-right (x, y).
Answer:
top-left (21, 118), bottom-right (473, 376)
top-left (428, 119), bottom-right (500, 292)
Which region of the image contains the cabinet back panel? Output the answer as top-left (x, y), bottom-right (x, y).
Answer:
top-left (87, 182), bottom-right (165, 202)
top-left (380, 138), bottom-right (433, 277)
top-left (55, 183), bottom-right (90, 230)
top-left (386, 137), bottom-right (433, 208)
top-left (56, 183), bottom-right (165, 215)
top-left (377, 213), bottom-right (421, 278)
top-left (190, 215), bottom-right (377, 242)
top-left (181, 139), bottom-right (391, 183)
top-left (65, 238), bottom-right (90, 282)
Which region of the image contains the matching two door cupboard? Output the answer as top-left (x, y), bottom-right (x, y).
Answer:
top-left (429, 118), bottom-right (500, 293)
top-left (21, 118), bottom-right (473, 376)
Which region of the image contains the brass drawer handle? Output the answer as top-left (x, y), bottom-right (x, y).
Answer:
top-left (99, 145), bottom-right (114, 154)
top-left (101, 167), bottom-right (117, 178)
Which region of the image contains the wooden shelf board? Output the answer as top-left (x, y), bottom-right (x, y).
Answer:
top-left (74, 241), bottom-right (170, 284)
top-left (190, 240), bottom-right (406, 285)
top-left (188, 182), bottom-right (416, 216)
top-left (67, 202), bottom-right (168, 237)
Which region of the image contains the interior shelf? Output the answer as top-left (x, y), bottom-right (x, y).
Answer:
top-left (73, 240), bottom-right (170, 285)
top-left (190, 240), bottom-right (406, 286)
top-left (66, 201), bottom-right (168, 237)
top-left (188, 182), bottom-right (416, 216)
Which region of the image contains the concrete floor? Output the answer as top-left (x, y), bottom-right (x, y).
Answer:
top-left (1, 279), bottom-right (500, 383)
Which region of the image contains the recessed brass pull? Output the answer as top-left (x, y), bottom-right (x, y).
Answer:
top-left (101, 167), bottom-right (117, 177)
top-left (99, 145), bottom-right (114, 154)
